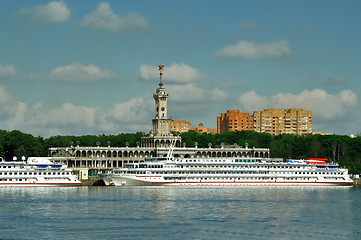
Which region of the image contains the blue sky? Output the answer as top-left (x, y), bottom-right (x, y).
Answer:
top-left (0, 0), bottom-right (360, 137)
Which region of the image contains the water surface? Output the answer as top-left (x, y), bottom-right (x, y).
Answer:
top-left (1, 186), bottom-right (360, 239)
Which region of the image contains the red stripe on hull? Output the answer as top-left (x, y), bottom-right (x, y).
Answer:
top-left (149, 181), bottom-right (353, 186)
top-left (113, 178), bottom-right (353, 187)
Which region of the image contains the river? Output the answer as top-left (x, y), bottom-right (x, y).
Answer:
top-left (1, 186), bottom-right (360, 239)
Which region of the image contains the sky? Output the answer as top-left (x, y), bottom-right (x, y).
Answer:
top-left (0, 0), bottom-right (360, 137)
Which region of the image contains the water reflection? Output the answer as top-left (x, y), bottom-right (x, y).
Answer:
top-left (0, 186), bottom-right (360, 240)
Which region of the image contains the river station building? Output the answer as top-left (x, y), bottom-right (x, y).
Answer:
top-left (49, 63), bottom-right (270, 177)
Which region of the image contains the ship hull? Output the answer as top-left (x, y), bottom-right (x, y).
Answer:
top-left (110, 175), bottom-right (354, 187)
top-left (0, 177), bottom-right (82, 187)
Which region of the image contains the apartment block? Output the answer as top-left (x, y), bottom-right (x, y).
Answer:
top-left (253, 108), bottom-right (312, 135)
top-left (217, 110), bottom-right (254, 134)
top-left (170, 120), bottom-right (191, 133)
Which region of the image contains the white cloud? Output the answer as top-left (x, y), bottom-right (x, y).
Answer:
top-left (81, 2), bottom-right (148, 31)
top-left (40, 103), bottom-right (99, 127)
top-left (12, 102), bottom-right (27, 126)
top-left (215, 40), bottom-right (292, 59)
top-left (0, 85), bottom-right (17, 119)
top-left (0, 85), bottom-right (153, 136)
top-left (0, 85), bottom-right (26, 124)
top-left (137, 62), bottom-right (204, 84)
top-left (32, 99), bottom-right (152, 136)
top-left (137, 64), bottom-right (158, 82)
top-left (19, 1), bottom-right (70, 23)
top-left (49, 62), bottom-right (117, 82)
top-left (238, 89), bottom-right (358, 122)
top-left (0, 64), bottom-right (17, 78)
top-left (109, 97), bottom-right (153, 124)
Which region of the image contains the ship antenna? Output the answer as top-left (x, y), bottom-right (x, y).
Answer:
top-left (167, 140), bottom-right (175, 160)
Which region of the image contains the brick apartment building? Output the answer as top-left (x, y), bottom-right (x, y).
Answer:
top-left (217, 110), bottom-right (254, 134)
top-left (191, 123), bottom-right (217, 134)
top-left (170, 120), bottom-right (191, 133)
top-left (253, 108), bottom-right (312, 135)
top-left (170, 120), bottom-right (216, 134)
top-left (173, 109), bottom-right (312, 136)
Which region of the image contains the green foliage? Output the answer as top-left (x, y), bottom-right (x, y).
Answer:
top-left (1, 129), bottom-right (361, 174)
top-left (0, 130), bottom-right (46, 159)
top-left (44, 132), bottom-right (146, 148)
top-left (180, 130), bottom-right (272, 149)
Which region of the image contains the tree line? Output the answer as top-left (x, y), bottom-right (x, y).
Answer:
top-left (1, 129), bottom-right (360, 174)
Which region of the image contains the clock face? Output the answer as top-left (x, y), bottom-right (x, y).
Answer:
top-left (161, 107), bottom-right (165, 111)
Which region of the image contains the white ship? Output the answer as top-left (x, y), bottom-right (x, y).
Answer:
top-left (108, 156), bottom-right (354, 187)
top-left (0, 156), bottom-right (82, 187)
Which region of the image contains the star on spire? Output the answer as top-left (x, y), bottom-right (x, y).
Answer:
top-left (158, 62), bottom-right (164, 71)
top-left (158, 62), bottom-right (164, 87)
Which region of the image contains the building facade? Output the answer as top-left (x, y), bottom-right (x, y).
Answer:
top-left (191, 123), bottom-right (217, 134)
top-left (170, 120), bottom-right (191, 133)
top-left (217, 110), bottom-right (254, 134)
top-left (171, 121), bottom-right (216, 134)
top-left (253, 108), bottom-right (312, 135)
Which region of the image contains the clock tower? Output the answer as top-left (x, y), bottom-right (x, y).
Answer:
top-left (141, 63), bottom-right (181, 148)
top-left (152, 62), bottom-right (171, 136)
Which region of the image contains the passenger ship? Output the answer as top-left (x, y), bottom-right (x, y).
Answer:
top-left (0, 156), bottom-right (82, 187)
top-left (108, 156), bottom-right (354, 187)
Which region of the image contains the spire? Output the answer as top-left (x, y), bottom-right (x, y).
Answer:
top-left (158, 62), bottom-right (164, 87)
